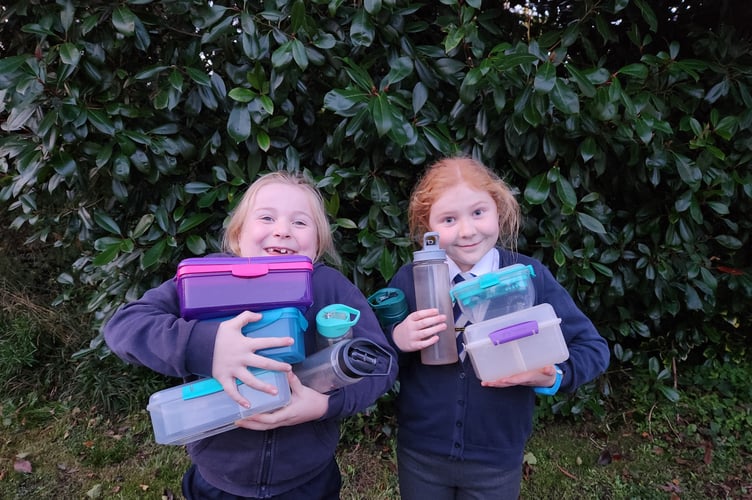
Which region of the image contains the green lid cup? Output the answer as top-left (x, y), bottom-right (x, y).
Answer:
top-left (367, 288), bottom-right (408, 328)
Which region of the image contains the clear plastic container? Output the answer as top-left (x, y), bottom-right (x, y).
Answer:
top-left (462, 303), bottom-right (569, 381)
top-left (147, 369), bottom-right (291, 445)
top-left (450, 264), bottom-right (536, 323)
top-left (413, 232), bottom-right (458, 365)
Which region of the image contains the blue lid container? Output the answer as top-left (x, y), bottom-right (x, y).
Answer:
top-left (209, 307), bottom-right (308, 363)
top-left (449, 264), bottom-right (536, 323)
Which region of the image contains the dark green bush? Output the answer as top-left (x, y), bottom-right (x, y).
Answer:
top-left (1, 1), bottom-right (750, 409)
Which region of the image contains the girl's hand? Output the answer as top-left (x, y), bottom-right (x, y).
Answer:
top-left (481, 365), bottom-right (558, 389)
top-left (212, 311), bottom-right (293, 408)
top-left (392, 309), bottom-right (447, 353)
top-left (234, 372), bottom-right (329, 430)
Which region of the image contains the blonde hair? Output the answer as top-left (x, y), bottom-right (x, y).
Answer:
top-left (408, 156), bottom-right (520, 250)
top-left (222, 171), bottom-right (340, 265)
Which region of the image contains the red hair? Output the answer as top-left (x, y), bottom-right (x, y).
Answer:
top-left (408, 157), bottom-right (520, 250)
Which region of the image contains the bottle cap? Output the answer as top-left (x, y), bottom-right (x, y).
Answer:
top-left (337, 339), bottom-right (393, 378)
top-left (413, 232), bottom-right (446, 262)
top-left (316, 304), bottom-right (360, 339)
top-left (367, 288), bottom-right (408, 326)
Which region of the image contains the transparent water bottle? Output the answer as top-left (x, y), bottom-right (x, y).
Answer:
top-left (294, 338), bottom-right (393, 393)
top-left (412, 232), bottom-right (458, 365)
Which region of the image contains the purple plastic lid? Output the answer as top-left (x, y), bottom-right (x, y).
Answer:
top-left (488, 320), bottom-right (539, 345)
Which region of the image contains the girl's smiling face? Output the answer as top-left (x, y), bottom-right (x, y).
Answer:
top-left (428, 181), bottom-right (500, 272)
top-left (237, 183), bottom-right (319, 260)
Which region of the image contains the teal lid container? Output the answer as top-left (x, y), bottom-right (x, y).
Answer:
top-left (208, 307), bottom-right (308, 363)
top-left (316, 304), bottom-right (360, 349)
top-left (449, 264), bottom-right (536, 323)
top-left (367, 288), bottom-right (408, 328)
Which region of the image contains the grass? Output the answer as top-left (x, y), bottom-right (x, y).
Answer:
top-left (1, 230), bottom-right (751, 499)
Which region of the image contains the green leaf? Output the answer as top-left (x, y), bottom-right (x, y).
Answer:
top-left (177, 213), bottom-right (212, 233)
top-left (186, 235), bottom-right (207, 255)
top-left (580, 137), bottom-right (597, 162)
top-left (381, 57), bottom-right (413, 88)
top-left (185, 182), bottom-right (212, 194)
top-left (534, 61), bottom-right (556, 93)
top-left (271, 41), bottom-right (294, 67)
top-left (51, 152), bottom-right (77, 177)
top-left (379, 245), bottom-right (395, 281)
top-left (185, 67), bottom-right (211, 86)
top-left (312, 32), bottom-right (336, 49)
top-left (87, 109), bottom-right (116, 136)
top-left (227, 105), bottom-right (251, 143)
top-left (59, 43), bottom-right (81, 66)
top-left (134, 65), bottom-right (170, 80)
top-left (291, 39), bottom-right (308, 70)
top-left (228, 88), bottom-right (256, 103)
top-left (141, 239), bottom-right (167, 269)
top-left (444, 25), bottom-right (466, 53)
top-left (370, 178), bottom-right (391, 203)
top-left (550, 79), bottom-right (580, 114)
top-left (565, 64), bottom-right (596, 97)
top-left (93, 212), bottom-right (122, 235)
top-left (131, 214), bottom-right (154, 239)
top-left (259, 95), bottom-right (274, 115)
top-left (364, 0), bottom-right (382, 15)
top-left (335, 218), bottom-right (357, 229)
top-left (634, 0), bottom-right (658, 32)
top-left (112, 6), bottom-right (136, 36)
top-left (524, 174), bottom-right (550, 205)
top-left (657, 385), bottom-right (681, 403)
top-left (460, 67), bottom-right (483, 104)
top-left (705, 79), bottom-right (729, 104)
top-left (412, 82), bottom-right (428, 115)
top-left (256, 130), bottom-right (271, 152)
top-left (92, 243), bottom-right (121, 266)
top-left (343, 58), bottom-right (375, 92)
top-left (350, 10), bottom-right (375, 47)
top-left (576, 212), bottom-right (606, 234)
top-left (369, 93), bottom-right (393, 137)
top-left (618, 63), bottom-right (648, 80)
top-left (556, 176), bottom-right (577, 209)
top-left (713, 116), bottom-right (737, 140)
top-left (714, 235), bottom-right (742, 249)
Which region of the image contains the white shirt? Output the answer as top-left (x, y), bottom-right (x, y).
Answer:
top-left (447, 247), bottom-right (499, 283)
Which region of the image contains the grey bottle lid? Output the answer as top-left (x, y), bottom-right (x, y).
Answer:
top-left (413, 232), bottom-right (446, 262)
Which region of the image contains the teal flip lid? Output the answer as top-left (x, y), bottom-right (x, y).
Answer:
top-left (316, 304), bottom-right (360, 339)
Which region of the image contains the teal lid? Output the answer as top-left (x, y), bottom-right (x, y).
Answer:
top-left (368, 288), bottom-right (408, 325)
top-left (240, 307), bottom-right (308, 333)
top-left (413, 232), bottom-right (446, 262)
top-left (450, 264), bottom-right (535, 306)
top-left (182, 368), bottom-right (272, 400)
top-left (316, 304), bottom-right (360, 339)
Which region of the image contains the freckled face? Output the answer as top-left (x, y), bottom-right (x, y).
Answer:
top-left (237, 183), bottom-right (318, 260)
top-left (428, 182), bottom-right (499, 272)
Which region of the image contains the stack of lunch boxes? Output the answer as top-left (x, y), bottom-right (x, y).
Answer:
top-left (450, 264), bottom-right (570, 382)
top-left (147, 256), bottom-right (314, 445)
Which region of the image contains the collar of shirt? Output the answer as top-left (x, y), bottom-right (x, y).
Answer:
top-left (447, 247), bottom-right (499, 282)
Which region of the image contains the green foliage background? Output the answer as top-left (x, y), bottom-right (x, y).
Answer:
top-left (1, 0), bottom-right (751, 407)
